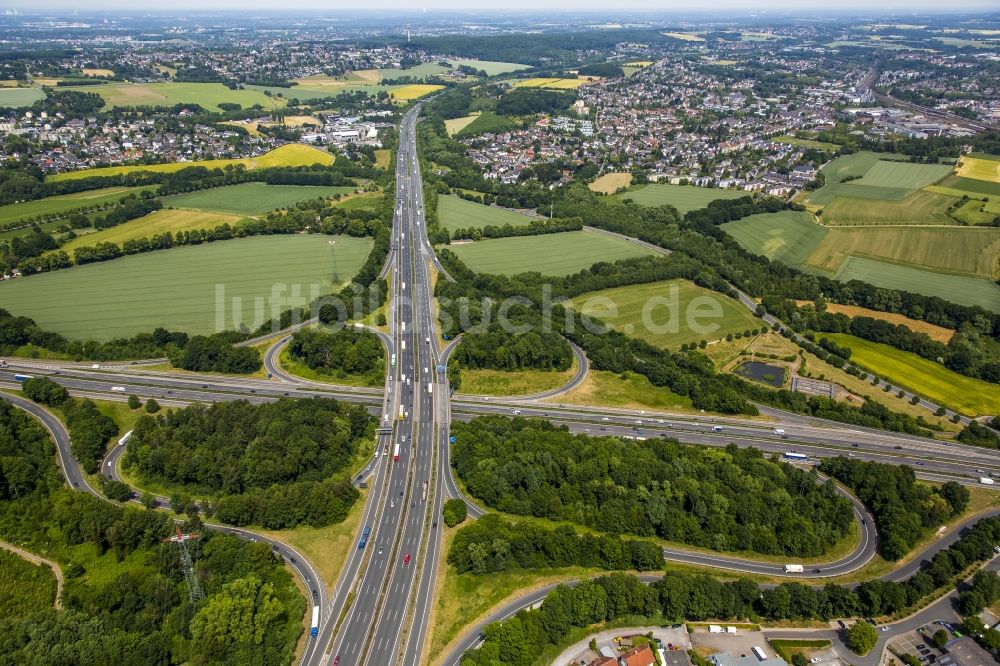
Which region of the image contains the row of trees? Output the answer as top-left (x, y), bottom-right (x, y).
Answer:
top-left (818, 457), bottom-right (969, 561)
top-left (461, 514), bottom-right (1000, 666)
top-left (447, 216), bottom-right (583, 242)
top-left (214, 475), bottom-right (360, 530)
top-left (448, 513), bottom-right (664, 574)
top-left (451, 418), bottom-right (854, 557)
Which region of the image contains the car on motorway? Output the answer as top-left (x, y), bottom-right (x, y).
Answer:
top-left (602, 417), bottom-right (610, 421)
top-left (110, 386), bottom-right (126, 392)
top-left (810, 658), bottom-right (822, 664)
top-left (331, 657), bottom-right (340, 666)
top-left (403, 552), bottom-right (411, 565)
top-left (813, 568), bottom-right (821, 573)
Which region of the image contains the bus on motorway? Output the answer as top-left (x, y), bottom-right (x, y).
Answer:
top-left (784, 452), bottom-right (808, 460)
top-left (13, 374), bottom-right (33, 382)
top-left (393, 441), bottom-right (400, 462)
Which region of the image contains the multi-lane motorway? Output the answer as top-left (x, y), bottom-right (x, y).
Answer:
top-left (3, 99), bottom-right (1000, 666)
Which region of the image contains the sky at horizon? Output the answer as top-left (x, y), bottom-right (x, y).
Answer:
top-left (13, 3), bottom-right (1000, 14)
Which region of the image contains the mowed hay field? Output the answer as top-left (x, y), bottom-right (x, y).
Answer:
top-left (589, 173), bottom-right (632, 194)
top-left (822, 333), bottom-right (1000, 416)
top-left (851, 160), bottom-right (952, 189)
top-left (956, 154), bottom-right (1000, 182)
top-left (567, 280), bottom-right (759, 349)
top-left (47, 144), bottom-right (333, 182)
top-left (805, 226), bottom-right (1000, 278)
top-left (624, 183), bottom-right (747, 213)
top-left (446, 230), bottom-right (653, 276)
top-left (818, 190), bottom-right (958, 226)
top-left (721, 211), bottom-right (827, 266)
top-left (447, 59), bottom-right (532, 75)
top-left (436, 195), bottom-right (532, 232)
top-left (55, 209), bottom-right (249, 254)
top-left (162, 183), bottom-right (356, 216)
top-left (0, 186), bottom-right (153, 226)
top-left (62, 82), bottom-right (285, 112)
top-left (0, 235), bottom-right (373, 340)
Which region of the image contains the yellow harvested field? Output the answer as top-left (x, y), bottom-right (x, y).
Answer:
top-left (277, 115), bottom-right (322, 127)
top-left (513, 77), bottom-right (587, 90)
top-left (81, 68), bottom-right (115, 77)
top-left (56, 209), bottom-right (246, 254)
top-left (625, 60), bottom-right (654, 67)
top-left (391, 84), bottom-right (445, 100)
top-left (32, 78), bottom-right (60, 86)
top-left (956, 156), bottom-right (1000, 183)
top-left (588, 172), bottom-right (632, 194)
top-left (662, 31), bottom-right (705, 41)
top-left (444, 113), bottom-right (481, 136)
top-left (793, 301), bottom-right (954, 343)
top-left (46, 144), bottom-right (333, 182)
top-left (292, 75), bottom-right (350, 88)
top-left (351, 69), bottom-right (383, 83)
top-left (221, 120), bottom-right (261, 136)
top-left (375, 149), bottom-right (391, 170)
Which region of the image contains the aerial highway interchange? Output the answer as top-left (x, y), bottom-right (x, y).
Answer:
top-left (1, 102), bottom-right (998, 666)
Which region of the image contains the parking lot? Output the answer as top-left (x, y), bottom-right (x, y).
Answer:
top-left (891, 628), bottom-right (943, 664)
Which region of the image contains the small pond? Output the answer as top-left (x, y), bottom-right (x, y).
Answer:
top-left (734, 360), bottom-right (786, 388)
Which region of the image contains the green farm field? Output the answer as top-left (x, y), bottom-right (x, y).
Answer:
top-left (932, 175), bottom-right (1000, 198)
top-left (163, 183), bottom-right (356, 216)
top-left (46, 144), bottom-right (333, 182)
top-left (851, 160), bottom-right (951, 190)
top-left (61, 82), bottom-right (285, 112)
top-left (721, 211), bottom-right (828, 266)
top-left (722, 210), bottom-right (1000, 310)
top-left (822, 333), bottom-right (1000, 416)
top-left (0, 235), bottom-right (372, 339)
top-left (55, 208), bottom-right (249, 254)
top-left (567, 279), bottom-right (759, 349)
top-left (0, 87), bottom-right (45, 108)
top-left (436, 195), bottom-right (532, 231)
top-left (0, 186), bottom-right (153, 227)
top-left (623, 183), bottom-right (746, 213)
top-left (446, 230), bottom-right (653, 276)
top-left (834, 257), bottom-right (1000, 312)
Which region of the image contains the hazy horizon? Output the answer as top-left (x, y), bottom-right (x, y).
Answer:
top-left (11, 3), bottom-right (1000, 15)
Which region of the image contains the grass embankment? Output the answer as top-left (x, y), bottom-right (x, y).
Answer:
top-left (0, 185), bottom-right (153, 227)
top-left (546, 370), bottom-right (696, 412)
top-left (794, 302), bottom-right (953, 343)
top-left (822, 333), bottom-right (1000, 416)
top-left (770, 639), bottom-right (832, 662)
top-left (257, 487), bottom-right (370, 589)
top-left (0, 234), bottom-right (373, 340)
top-left (456, 356), bottom-right (578, 397)
top-left (46, 144), bottom-right (333, 182)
